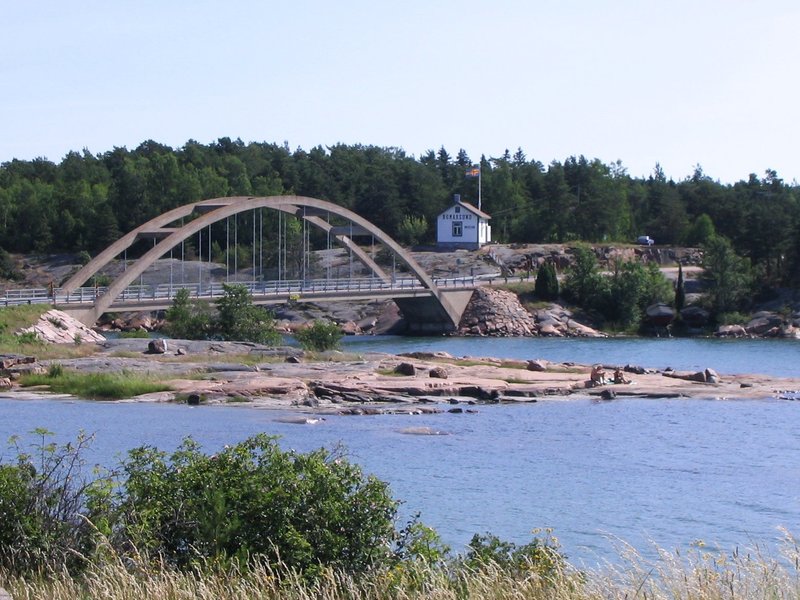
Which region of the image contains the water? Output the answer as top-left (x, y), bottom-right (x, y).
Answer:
top-left (2, 336), bottom-right (800, 566)
top-left (339, 335), bottom-right (800, 378)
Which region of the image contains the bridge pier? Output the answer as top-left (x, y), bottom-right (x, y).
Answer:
top-left (393, 290), bottom-right (474, 334)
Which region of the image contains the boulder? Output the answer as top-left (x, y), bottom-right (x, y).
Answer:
top-left (645, 303), bottom-right (675, 326)
top-left (429, 366), bottom-right (448, 379)
top-left (147, 339), bottom-right (168, 354)
top-left (526, 359), bottom-right (549, 372)
top-left (705, 368), bottom-right (720, 384)
top-left (715, 324), bottom-right (747, 337)
top-left (394, 362), bottom-right (416, 376)
top-left (126, 313), bottom-right (154, 331)
top-left (538, 323), bottom-right (563, 337)
top-left (680, 306), bottom-right (710, 328)
top-left (340, 321), bottom-right (360, 335)
top-left (18, 309), bottom-right (106, 344)
top-left (599, 389), bottom-right (616, 400)
top-left (0, 377), bottom-right (12, 390)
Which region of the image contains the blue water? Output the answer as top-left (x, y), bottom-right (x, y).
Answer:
top-left (2, 336), bottom-right (800, 567)
top-left (339, 335), bottom-right (800, 378)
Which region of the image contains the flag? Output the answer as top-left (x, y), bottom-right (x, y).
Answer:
top-left (466, 166), bottom-right (480, 178)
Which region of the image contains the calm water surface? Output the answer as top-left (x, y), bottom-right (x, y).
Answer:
top-left (2, 336), bottom-right (799, 566)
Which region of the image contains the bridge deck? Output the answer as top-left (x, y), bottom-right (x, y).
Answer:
top-left (1, 277), bottom-right (482, 313)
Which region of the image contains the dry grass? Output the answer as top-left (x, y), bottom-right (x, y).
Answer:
top-left (5, 535), bottom-right (799, 600)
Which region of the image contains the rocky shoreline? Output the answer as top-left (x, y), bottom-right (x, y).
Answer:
top-left (4, 338), bottom-right (800, 417)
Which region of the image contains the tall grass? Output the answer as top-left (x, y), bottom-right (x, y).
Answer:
top-left (4, 536), bottom-right (799, 600)
top-left (19, 368), bottom-right (172, 400)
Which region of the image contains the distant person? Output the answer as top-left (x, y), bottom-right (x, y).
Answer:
top-left (613, 368), bottom-right (630, 384)
top-left (590, 365), bottom-right (606, 386)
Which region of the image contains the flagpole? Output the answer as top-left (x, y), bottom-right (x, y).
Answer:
top-left (478, 166), bottom-right (482, 211)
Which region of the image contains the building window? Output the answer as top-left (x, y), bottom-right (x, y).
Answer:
top-left (454, 206), bottom-right (461, 213)
top-left (452, 221), bottom-right (463, 237)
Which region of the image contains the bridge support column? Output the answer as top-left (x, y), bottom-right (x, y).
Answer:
top-left (393, 290), bottom-right (474, 334)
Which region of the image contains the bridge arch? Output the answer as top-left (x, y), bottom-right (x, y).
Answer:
top-left (63, 195), bottom-right (461, 328)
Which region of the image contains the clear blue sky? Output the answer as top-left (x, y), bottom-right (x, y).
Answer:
top-left (2, 0), bottom-right (798, 184)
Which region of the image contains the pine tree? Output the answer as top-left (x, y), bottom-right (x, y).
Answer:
top-left (535, 263), bottom-right (560, 300)
top-left (675, 263), bottom-right (686, 312)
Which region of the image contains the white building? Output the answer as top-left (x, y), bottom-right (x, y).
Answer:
top-left (436, 197), bottom-right (491, 249)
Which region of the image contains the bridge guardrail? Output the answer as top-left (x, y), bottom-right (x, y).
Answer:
top-left (1, 275), bottom-right (480, 308)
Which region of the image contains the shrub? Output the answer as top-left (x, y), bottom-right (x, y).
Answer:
top-left (102, 435), bottom-right (399, 576)
top-left (0, 429), bottom-right (99, 575)
top-left (118, 329), bottom-right (150, 339)
top-left (460, 530), bottom-right (566, 580)
top-left (295, 320), bottom-right (343, 352)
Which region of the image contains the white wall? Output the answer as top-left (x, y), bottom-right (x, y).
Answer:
top-left (437, 204), bottom-right (488, 245)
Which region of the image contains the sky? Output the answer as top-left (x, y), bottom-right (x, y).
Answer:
top-left (2, 0), bottom-right (799, 184)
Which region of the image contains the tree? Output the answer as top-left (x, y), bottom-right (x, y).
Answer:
top-left (675, 263), bottom-right (686, 312)
top-left (703, 235), bottom-right (753, 316)
top-left (685, 213), bottom-right (716, 247)
top-left (397, 215), bottom-right (427, 246)
top-left (563, 245), bottom-right (604, 307)
top-left (213, 283), bottom-right (281, 345)
top-left (164, 288), bottom-right (212, 340)
top-left (534, 262), bottom-right (559, 300)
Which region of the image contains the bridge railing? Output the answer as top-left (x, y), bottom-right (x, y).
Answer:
top-left (1, 275), bottom-right (480, 307)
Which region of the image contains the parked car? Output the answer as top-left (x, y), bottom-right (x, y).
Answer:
top-left (637, 235), bottom-right (655, 246)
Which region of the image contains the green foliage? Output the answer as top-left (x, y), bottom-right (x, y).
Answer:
top-left (397, 215), bottom-right (428, 246)
top-left (294, 319), bottom-right (343, 351)
top-left (0, 429), bottom-right (99, 574)
top-left (103, 435), bottom-right (399, 576)
top-left (15, 331), bottom-right (42, 346)
top-left (213, 284), bottom-right (281, 345)
top-left (534, 262), bottom-right (560, 300)
top-left (164, 285), bottom-right (281, 344)
top-left (20, 368), bottom-right (171, 400)
top-left (164, 287), bottom-right (212, 340)
top-left (675, 263), bottom-right (686, 312)
top-left (0, 247), bottom-right (22, 280)
top-left (460, 530), bottom-right (565, 580)
top-left (717, 311), bottom-right (750, 325)
top-left (564, 249), bottom-right (673, 329)
top-left (1, 142), bottom-right (798, 297)
top-left (703, 235), bottom-right (754, 315)
top-left (118, 329), bottom-right (151, 338)
top-left (563, 245), bottom-right (604, 307)
top-left (686, 213), bottom-right (716, 246)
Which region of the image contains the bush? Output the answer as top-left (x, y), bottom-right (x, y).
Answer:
top-left (0, 429), bottom-right (98, 575)
top-left (118, 329), bottom-right (150, 339)
top-left (101, 435), bottom-right (398, 576)
top-left (295, 320), bottom-right (343, 351)
top-left (460, 530), bottom-right (566, 580)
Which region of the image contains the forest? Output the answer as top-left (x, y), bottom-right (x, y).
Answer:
top-left (0, 138), bottom-right (798, 291)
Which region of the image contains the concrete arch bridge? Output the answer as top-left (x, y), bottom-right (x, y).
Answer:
top-left (53, 196), bottom-right (476, 332)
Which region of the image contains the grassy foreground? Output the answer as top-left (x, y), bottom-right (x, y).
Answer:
top-left (4, 538), bottom-right (799, 600)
